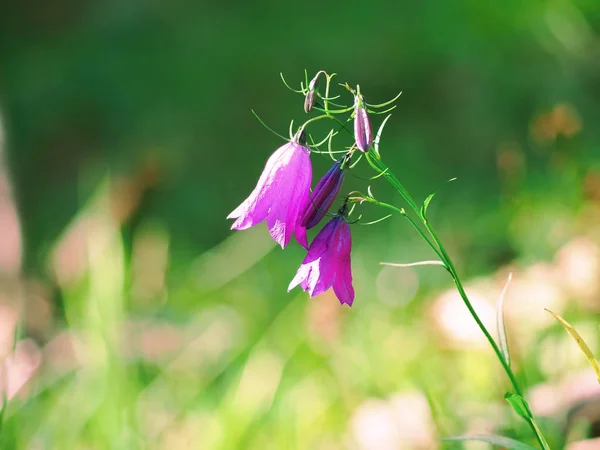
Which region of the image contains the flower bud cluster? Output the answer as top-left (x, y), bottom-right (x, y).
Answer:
top-left (228, 71), bottom-right (399, 305)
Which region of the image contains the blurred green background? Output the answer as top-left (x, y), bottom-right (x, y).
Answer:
top-left (0, 0), bottom-right (600, 448)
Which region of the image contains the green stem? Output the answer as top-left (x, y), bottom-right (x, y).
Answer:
top-left (359, 198), bottom-right (444, 262)
top-left (425, 223), bottom-right (524, 395)
top-left (368, 152), bottom-right (550, 450)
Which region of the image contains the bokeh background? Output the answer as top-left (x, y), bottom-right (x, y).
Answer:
top-left (0, 1), bottom-right (600, 448)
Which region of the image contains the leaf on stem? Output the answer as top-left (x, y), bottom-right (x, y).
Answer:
top-left (421, 192), bottom-right (436, 218)
top-left (373, 114), bottom-right (392, 157)
top-left (250, 110), bottom-right (288, 141)
top-left (546, 308), bottom-right (600, 383)
top-left (442, 434), bottom-right (538, 450)
top-left (366, 91), bottom-right (403, 108)
top-left (505, 392), bottom-right (533, 420)
top-left (420, 178), bottom-right (457, 219)
top-left (358, 214), bottom-right (392, 226)
top-left (496, 272), bottom-right (513, 367)
top-left (279, 72), bottom-right (304, 93)
top-left (367, 185), bottom-right (375, 199)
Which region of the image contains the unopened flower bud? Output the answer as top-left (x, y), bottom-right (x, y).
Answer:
top-left (304, 90), bottom-right (316, 113)
top-left (304, 73), bottom-right (321, 113)
top-left (301, 156), bottom-right (348, 229)
top-left (353, 89), bottom-right (373, 152)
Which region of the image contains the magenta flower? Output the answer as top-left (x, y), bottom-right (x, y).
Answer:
top-left (227, 131), bottom-right (312, 249)
top-left (301, 156), bottom-right (347, 229)
top-left (354, 90), bottom-right (373, 152)
top-left (288, 216), bottom-right (354, 306)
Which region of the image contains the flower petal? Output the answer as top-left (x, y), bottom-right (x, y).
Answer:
top-left (302, 218), bottom-right (339, 264)
top-left (266, 144), bottom-right (312, 248)
top-left (333, 258), bottom-right (354, 305)
top-left (295, 221), bottom-right (308, 249)
top-left (228, 143), bottom-right (293, 229)
top-left (289, 215), bottom-right (354, 304)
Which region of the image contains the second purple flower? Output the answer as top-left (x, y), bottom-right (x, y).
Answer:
top-left (288, 214), bottom-right (354, 306)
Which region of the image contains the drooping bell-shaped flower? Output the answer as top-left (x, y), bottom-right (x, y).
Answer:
top-left (227, 130), bottom-right (312, 249)
top-left (353, 87), bottom-right (373, 152)
top-left (288, 214), bottom-right (354, 306)
top-left (301, 155), bottom-right (348, 229)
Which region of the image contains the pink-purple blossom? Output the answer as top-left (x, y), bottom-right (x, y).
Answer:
top-left (288, 216), bottom-right (354, 305)
top-left (227, 132), bottom-right (312, 249)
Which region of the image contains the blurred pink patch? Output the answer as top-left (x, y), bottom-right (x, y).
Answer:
top-left (567, 438), bottom-right (600, 450)
top-left (529, 369), bottom-right (600, 418)
top-left (0, 176), bottom-right (21, 275)
top-left (431, 285), bottom-right (495, 348)
top-left (0, 119), bottom-right (21, 275)
top-left (44, 331), bottom-right (82, 374)
top-left (0, 339), bottom-right (41, 400)
top-left (350, 392), bottom-right (434, 449)
top-left (306, 290), bottom-right (344, 345)
top-left (554, 236), bottom-right (600, 307)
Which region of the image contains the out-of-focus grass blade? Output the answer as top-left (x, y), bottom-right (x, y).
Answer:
top-left (442, 434), bottom-right (538, 449)
top-left (496, 272), bottom-right (513, 367)
top-left (546, 308), bottom-right (600, 383)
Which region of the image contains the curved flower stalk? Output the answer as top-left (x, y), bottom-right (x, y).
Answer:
top-left (227, 130), bottom-right (312, 249)
top-left (288, 211), bottom-right (354, 306)
top-left (301, 154), bottom-right (349, 229)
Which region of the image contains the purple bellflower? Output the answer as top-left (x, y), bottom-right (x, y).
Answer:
top-left (227, 130), bottom-right (312, 249)
top-left (301, 155), bottom-right (349, 229)
top-left (288, 213), bottom-right (354, 306)
top-left (353, 87), bottom-right (373, 152)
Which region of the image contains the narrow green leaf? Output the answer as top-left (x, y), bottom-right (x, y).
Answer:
top-left (366, 91), bottom-right (402, 108)
top-left (250, 110), bottom-right (288, 141)
top-left (358, 214), bottom-right (392, 226)
top-left (442, 434), bottom-right (538, 450)
top-left (380, 260), bottom-right (445, 268)
top-left (421, 178), bottom-right (457, 219)
top-left (279, 72), bottom-right (304, 93)
top-left (546, 308), bottom-right (600, 383)
top-left (373, 114), bottom-right (392, 157)
top-left (422, 192), bottom-right (436, 218)
top-left (496, 272), bottom-right (513, 367)
top-left (505, 392), bottom-right (533, 420)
